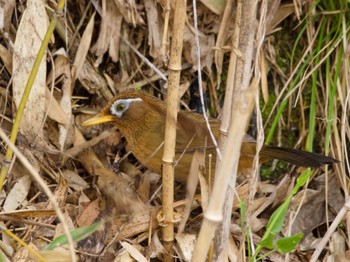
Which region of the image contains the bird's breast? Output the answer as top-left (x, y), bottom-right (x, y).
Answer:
top-left (123, 122), bottom-right (166, 174)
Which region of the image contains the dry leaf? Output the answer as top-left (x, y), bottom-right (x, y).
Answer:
top-left (267, 3), bottom-right (296, 33)
top-left (113, 0), bottom-right (144, 26)
top-left (0, 44), bottom-right (12, 73)
top-left (199, 0), bottom-right (225, 15)
top-left (12, 0), bottom-right (48, 144)
top-left (91, 1), bottom-right (122, 65)
top-left (285, 174), bottom-right (343, 239)
top-left (150, 231), bottom-right (165, 259)
top-left (72, 12), bottom-right (95, 81)
top-left (183, 26), bottom-right (215, 72)
top-left (330, 232), bottom-right (346, 259)
top-left (2, 0), bottom-right (16, 31)
top-left (176, 233), bottom-right (196, 261)
top-left (59, 56), bottom-right (73, 150)
top-left (45, 87), bottom-right (69, 125)
top-left (114, 249), bottom-right (134, 262)
top-left (144, 0), bottom-right (162, 60)
top-left (0, 209), bottom-right (56, 218)
top-left (3, 175), bottom-right (31, 212)
top-left (119, 241), bottom-right (147, 262)
top-left (77, 200), bottom-right (100, 227)
top-left (61, 169), bottom-right (89, 191)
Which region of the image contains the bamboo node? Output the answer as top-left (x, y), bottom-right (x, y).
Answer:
top-left (204, 213), bottom-right (223, 223)
top-left (167, 64), bottom-right (182, 71)
top-left (157, 210), bottom-right (182, 226)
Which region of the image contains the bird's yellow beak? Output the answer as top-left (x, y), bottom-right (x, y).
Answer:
top-left (82, 114), bottom-right (114, 126)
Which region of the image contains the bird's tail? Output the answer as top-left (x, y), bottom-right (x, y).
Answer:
top-left (260, 146), bottom-right (338, 167)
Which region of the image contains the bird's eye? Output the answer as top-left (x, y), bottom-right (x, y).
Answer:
top-left (115, 102), bottom-right (126, 112)
top-left (110, 97), bottom-right (142, 118)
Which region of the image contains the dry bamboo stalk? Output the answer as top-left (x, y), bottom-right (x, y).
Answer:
top-left (213, 0), bottom-right (259, 260)
top-left (212, 0), bottom-right (244, 259)
top-left (192, 87), bottom-right (256, 261)
top-left (161, 0), bottom-right (187, 260)
top-left (192, 0), bottom-right (258, 260)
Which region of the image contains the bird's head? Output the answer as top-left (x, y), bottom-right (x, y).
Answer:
top-left (82, 90), bottom-right (166, 134)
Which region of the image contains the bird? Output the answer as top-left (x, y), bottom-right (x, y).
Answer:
top-left (82, 90), bottom-right (338, 183)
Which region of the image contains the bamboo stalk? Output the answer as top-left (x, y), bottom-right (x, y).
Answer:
top-left (212, 0), bottom-right (243, 259)
top-left (213, 0), bottom-right (260, 260)
top-left (192, 0), bottom-right (258, 260)
top-left (192, 86), bottom-right (256, 262)
top-left (162, 0), bottom-right (187, 260)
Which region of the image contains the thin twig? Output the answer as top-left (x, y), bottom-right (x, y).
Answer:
top-left (192, 0), bottom-right (222, 160)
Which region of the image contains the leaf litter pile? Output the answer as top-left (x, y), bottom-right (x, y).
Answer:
top-left (0, 0), bottom-right (348, 261)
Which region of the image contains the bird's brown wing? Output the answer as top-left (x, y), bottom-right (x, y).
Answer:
top-left (174, 111), bottom-right (220, 153)
top-left (175, 110), bottom-right (257, 154)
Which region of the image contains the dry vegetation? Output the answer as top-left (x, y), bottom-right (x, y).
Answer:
top-left (0, 0), bottom-right (348, 261)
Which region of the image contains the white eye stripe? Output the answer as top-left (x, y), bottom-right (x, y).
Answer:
top-left (110, 98), bottom-right (142, 117)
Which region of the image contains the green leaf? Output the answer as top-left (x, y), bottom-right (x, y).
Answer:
top-left (294, 169), bottom-right (312, 193)
top-left (276, 233), bottom-right (304, 254)
top-left (259, 233), bottom-right (274, 249)
top-left (44, 221), bottom-right (104, 250)
top-left (265, 201), bottom-right (289, 236)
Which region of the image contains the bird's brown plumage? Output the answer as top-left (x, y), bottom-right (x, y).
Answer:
top-left (83, 90), bottom-right (338, 182)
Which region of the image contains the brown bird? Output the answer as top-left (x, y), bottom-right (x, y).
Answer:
top-left (82, 90), bottom-right (337, 182)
